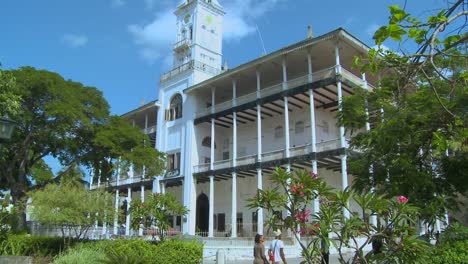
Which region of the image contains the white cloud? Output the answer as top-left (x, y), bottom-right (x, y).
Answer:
top-left (111, 0), bottom-right (125, 8)
top-left (223, 0), bottom-right (283, 41)
top-left (128, 9), bottom-right (175, 64)
top-left (128, 0), bottom-right (283, 63)
top-left (62, 34), bottom-right (88, 48)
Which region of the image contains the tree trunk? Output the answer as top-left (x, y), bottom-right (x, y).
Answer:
top-left (10, 187), bottom-right (27, 232)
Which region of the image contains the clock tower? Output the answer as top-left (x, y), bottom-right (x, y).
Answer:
top-left (172, 0), bottom-right (224, 82)
top-left (156, 0), bottom-right (225, 236)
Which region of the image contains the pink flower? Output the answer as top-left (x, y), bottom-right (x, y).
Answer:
top-left (397, 196), bottom-right (409, 203)
top-left (309, 171), bottom-right (319, 179)
top-left (299, 191), bottom-right (305, 197)
top-left (291, 186), bottom-right (297, 192)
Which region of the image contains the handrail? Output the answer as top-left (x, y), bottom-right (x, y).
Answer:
top-left (195, 66), bottom-right (338, 118)
top-left (192, 138), bottom-right (354, 174)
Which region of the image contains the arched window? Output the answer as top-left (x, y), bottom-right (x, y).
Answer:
top-left (274, 126), bottom-right (283, 139)
top-left (166, 94), bottom-right (183, 121)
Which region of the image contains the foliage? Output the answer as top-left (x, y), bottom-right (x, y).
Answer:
top-left (152, 239), bottom-right (203, 264)
top-left (130, 192), bottom-right (188, 241)
top-left (0, 193), bottom-right (15, 241)
top-left (247, 168), bottom-right (430, 264)
top-left (339, 0), bottom-right (467, 227)
top-left (426, 224), bottom-right (468, 264)
top-left (0, 234), bottom-right (73, 257)
top-left (0, 65), bottom-right (21, 116)
top-left (438, 222), bottom-right (468, 244)
top-left (87, 239), bottom-right (155, 264)
top-left (52, 245), bottom-right (107, 264)
top-left (0, 66), bottom-right (165, 232)
top-left (81, 238), bottom-right (202, 264)
top-left (427, 240), bottom-right (468, 264)
top-left (29, 181), bottom-right (115, 246)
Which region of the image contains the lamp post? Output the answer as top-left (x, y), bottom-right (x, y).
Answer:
top-left (0, 116), bottom-right (17, 142)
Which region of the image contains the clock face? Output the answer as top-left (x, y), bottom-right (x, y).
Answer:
top-left (205, 14), bottom-right (213, 24)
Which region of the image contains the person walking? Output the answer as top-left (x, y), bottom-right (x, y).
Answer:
top-left (269, 229), bottom-right (287, 264)
top-left (253, 234), bottom-right (269, 264)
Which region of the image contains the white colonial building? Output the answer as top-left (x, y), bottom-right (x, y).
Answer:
top-left (89, 0), bottom-right (383, 254)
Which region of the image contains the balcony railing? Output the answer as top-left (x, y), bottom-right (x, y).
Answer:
top-left (142, 125), bottom-right (157, 135)
top-left (89, 174), bottom-right (150, 190)
top-left (195, 66), bottom-right (337, 118)
top-left (173, 38), bottom-right (191, 51)
top-left (193, 138), bottom-right (348, 174)
top-left (160, 60), bottom-right (221, 83)
top-left (341, 68), bottom-right (364, 87)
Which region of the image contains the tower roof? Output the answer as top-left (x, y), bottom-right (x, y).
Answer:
top-left (177, 0), bottom-right (223, 12)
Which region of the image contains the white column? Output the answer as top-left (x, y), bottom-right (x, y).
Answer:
top-left (208, 176), bottom-right (214, 237)
top-left (308, 51), bottom-right (320, 214)
top-left (362, 73), bottom-right (377, 226)
top-left (231, 80), bottom-right (237, 238)
top-left (208, 114), bottom-right (215, 237)
top-left (231, 173), bottom-right (237, 238)
top-left (282, 58), bottom-right (290, 160)
top-left (152, 177), bottom-right (161, 193)
top-left (95, 173), bottom-right (101, 230)
top-left (89, 170), bottom-right (94, 190)
top-left (336, 45), bottom-right (350, 219)
top-left (138, 186), bottom-right (145, 236)
top-left (256, 70), bottom-right (264, 234)
top-left (114, 189), bottom-right (120, 235)
top-left (125, 187), bottom-right (131, 236)
top-left (161, 182), bottom-right (166, 194)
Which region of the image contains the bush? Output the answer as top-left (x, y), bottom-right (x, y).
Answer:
top-left (89, 239), bottom-right (156, 263)
top-left (427, 240), bottom-right (468, 264)
top-left (0, 234), bottom-right (73, 257)
top-left (438, 223), bottom-right (468, 244)
top-left (85, 238), bottom-right (203, 264)
top-left (426, 224), bottom-right (468, 264)
top-left (52, 245), bottom-right (107, 264)
top-left (153, 239), bottom-right (203, 264)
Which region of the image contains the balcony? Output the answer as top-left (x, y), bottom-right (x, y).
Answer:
top-left (195, 66), bottom-right (343, 118)
top-left (89, 173), bottom-right (151, 190)
top-left (193, 138), bottom-right (347, 174)
top-left (160, 60), bottom-right (221, 83)
top-left (141, 125), bottom-right (156, 135)
top-left (173, 38), bottom-right (191, 52)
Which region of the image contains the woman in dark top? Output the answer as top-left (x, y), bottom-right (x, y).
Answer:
top-left (253, 233), bottom-right (269, 264)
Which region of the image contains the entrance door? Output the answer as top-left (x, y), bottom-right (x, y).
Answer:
top-left (196, 193), bottom-right (209, 236)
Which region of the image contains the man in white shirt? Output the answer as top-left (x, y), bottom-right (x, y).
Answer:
top-left (269, 229), bottom-right (287, 264)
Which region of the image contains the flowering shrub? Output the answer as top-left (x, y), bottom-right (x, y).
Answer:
top-left (130, 192), bottom-right (187, 241)
top-left (247, 168), bottom-right (430, 264)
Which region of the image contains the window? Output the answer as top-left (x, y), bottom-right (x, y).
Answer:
top-left (202, 137), bottom-right (215, 148)
top-left (166, 94), bottom-right (183, 121)
top-left (167, 152), bottom-right (181, 176)
top-left (274, 126), bottom-right (283, 138)
top-left (295, 121), bottom-right (304, 134)
top-left (222, 151), bottom-right (229, 160)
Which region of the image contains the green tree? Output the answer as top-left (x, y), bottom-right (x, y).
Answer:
top-left (29, 181), bottom-right (114, 246)
top-left (0, 65), bottom-right (21, 116)
top-left (247, 168), bottom-right (429, 264)
top-left (339, 1), bottom-right (467, 228)
top-left (0, 66), bottom-right (165, 231)
top-left (130, 192), bottom-right (188, 241)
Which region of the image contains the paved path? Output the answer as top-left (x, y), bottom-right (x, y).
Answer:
top-left (203, 254), bottom-right (352, 264)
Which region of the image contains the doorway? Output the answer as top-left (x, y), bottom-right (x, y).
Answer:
top-left (196, 193), bottom-right (209, 235)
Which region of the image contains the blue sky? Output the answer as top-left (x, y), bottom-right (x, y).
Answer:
top-left (1, 0), bottom-right (440, 116)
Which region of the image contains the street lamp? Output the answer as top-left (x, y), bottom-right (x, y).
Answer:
top-left (0, 116), bottom-right (17, 142)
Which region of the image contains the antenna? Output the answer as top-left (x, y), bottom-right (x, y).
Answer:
top-left (255, 24), bottom-right (267, 56)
